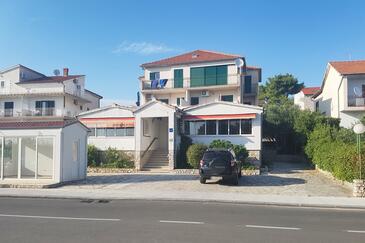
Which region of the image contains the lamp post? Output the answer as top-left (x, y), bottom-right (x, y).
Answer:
top-left (352, 123), bottom-right (365, 197)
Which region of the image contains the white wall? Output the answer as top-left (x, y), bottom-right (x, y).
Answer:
top-left (61, 123), bottom-right (88, 182)
top-left (294, 91), bottom-right (316, 111)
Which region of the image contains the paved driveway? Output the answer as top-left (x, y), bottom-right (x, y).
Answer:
top-left (63, 161), bottom-right (352, 197)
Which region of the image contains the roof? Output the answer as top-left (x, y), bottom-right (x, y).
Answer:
top-left (301, 87), bottom-right (321, 96)
top-left (133, 100), bottom-right (181, 114)
top-left (141, 50), bottom-right (242, 68)
top-left (330, 60), bottom-right (365, 75)
top-left (0, 117), bottom-right (88, 130)
top-left (85, 89), bottom-right (103, 99)
top-left (78, 103), bottom-right (135, 117)
top-left (0, 64), bottom-right (46, 78)
top-left (17, 75), bottom-right (84, 84)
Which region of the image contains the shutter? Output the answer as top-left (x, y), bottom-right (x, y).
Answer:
top-left (205, 66), bottom-right (217, 86)
top-left (174, 69), bottom-right (183, 88)
top-left (216, 65), bottom-right (227, 85)
top-left (190, 67), bottom-right (205, 87)
top-left (244, 76), bottom-right (252, 93)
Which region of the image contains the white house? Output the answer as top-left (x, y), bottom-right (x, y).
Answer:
top-left (80, 50), bottom-right (263, 171)
top-left (313, 60), bottom-right (365, 128)
top-left (293, 87), bottom-right (320, 111)
top-left (0, 64), bottom-right (102, 118)
top-left (0, 117), bottom-right (88, 185)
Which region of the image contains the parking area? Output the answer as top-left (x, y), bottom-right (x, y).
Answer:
top-left (63, 161), bottom-right (352, 197)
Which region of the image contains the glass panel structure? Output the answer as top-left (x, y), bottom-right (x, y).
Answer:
top-left (21, 137), bottom-right (36, 178)
top-left (3, 137), bottom-right (19, 178)
top-left (37, 138), bottom-right (53, 178)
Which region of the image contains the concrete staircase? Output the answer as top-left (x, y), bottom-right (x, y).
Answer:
top-left (142, 150), bottom-right (170, 172)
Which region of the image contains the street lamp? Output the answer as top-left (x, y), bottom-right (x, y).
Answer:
top-left (353, 123), bottom-right (365, 180)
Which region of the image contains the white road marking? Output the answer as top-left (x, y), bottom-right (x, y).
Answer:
top-left (245, 224), bottom-right (301, 230)
top-left (159, 220), bottom-right (204, 225)
top-left (346, 230), bottom-right (365, 234)
top-left (0, 213), bottom-right (120, 222)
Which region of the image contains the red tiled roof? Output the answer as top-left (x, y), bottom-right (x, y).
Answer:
top-left (301, 87), bottom-right (320, 95)
top-left (330, 60), bottom-right (365, 75)
top-left (18, 75), bottom-right (84, 84)
top-left (0, 118), bottom-right (80, 129)
top-left (141, 50), bottom-right (242, 68)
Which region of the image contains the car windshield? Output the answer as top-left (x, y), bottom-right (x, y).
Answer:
top-left (203, 151), bottom-right (231, 161)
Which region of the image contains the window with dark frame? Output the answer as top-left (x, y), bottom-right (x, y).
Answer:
top-left (218, 120), bottom-right (229, 135)
top-left (241, 119), bottom-right (252, 134)
top-left (229, 119), bottom-right (240, 135)
top-left (206, 120), bottom-right (217, 135)
top-left (190, 97), bottom-right (199, 105)
top-left (221, 95), bottom-right (234, 102)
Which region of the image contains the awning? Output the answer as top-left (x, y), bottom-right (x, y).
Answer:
top-left (183, 113), bottom-right (256, 120)
top-left (79, 117), bottom-right (135, 128)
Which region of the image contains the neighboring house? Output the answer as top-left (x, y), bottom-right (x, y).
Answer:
top-left (313, 60), bottom-right (365, 128)
top-left (293, 87), bottom-right (320, 111)
top-left (139, 50), bottom-right (261, 106)
top-left (0, 117), bottom-right (89, 184)
top-left (78, 103), bottom-right (136, 152)
top-left (0, 64), bottom-right (102, 118)
top-left (80, 50), bottom-right (263, 171)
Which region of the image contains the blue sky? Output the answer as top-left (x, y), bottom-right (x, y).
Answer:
top-left (1, 0), bottom-right (365, 105)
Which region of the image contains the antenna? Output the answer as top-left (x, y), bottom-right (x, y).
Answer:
top-left (53, 69), bottom-right (60, 76)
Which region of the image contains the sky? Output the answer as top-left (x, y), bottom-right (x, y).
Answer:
top-left (1, 0), bottom-right (365, 105)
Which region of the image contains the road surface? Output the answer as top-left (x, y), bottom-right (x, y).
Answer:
top-left (0, 197), bottom-right (364, 242)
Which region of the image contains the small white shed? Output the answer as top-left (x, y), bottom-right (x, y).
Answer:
top-left (0, 117), bottom-right (88, 185)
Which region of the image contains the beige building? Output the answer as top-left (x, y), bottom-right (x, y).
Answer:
top-left (314, 60), bottom-right (365, 128)
top-left (293, 87), bottom-right (320, 111)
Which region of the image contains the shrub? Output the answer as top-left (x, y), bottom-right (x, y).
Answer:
top-left (186, 144), bottom-right (207, 169)
top-left (176, 135), bottom-right (192, 168)
top-left (87, 145), bottom-right (99, 167)
top-left (101, 147), bottom-right (134, 168)
top-left (209, 139), bottom-right (248, 162)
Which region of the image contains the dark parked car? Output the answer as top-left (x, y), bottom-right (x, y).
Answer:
top-left (199, 148), bottom-right (242, 185)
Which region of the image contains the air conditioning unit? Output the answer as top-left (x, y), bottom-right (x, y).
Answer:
top-left (201, 91), bottom-right (210, 97)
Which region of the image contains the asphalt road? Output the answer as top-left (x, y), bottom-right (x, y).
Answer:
top-left (0, 197), bottom-right (364, 243)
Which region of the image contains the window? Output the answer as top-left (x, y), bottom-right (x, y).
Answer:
top-left (218, 120), bottom-right (228, 135)
top-left (177, 97), bottom-right (185, 106)
top-left (244, 76), bottom-right (252, 93)
top-left (206, 120), bottom-right (217, 135)
top-left (174, 69), bottom-right (183, 88)
top-left (4, 102), bottom-right (14, 117)
top-left (315, 101), bottom-right (319, 112)
top-left (150, 72), bottom-right (160, 80)
top-left (89, 128), bottom-right (96, 136)
top-left (184, 121), bottom-right (190, 135)
top-left (190, 65), bottom-right (228, 87)
top-left (229, 119), bottom-right (240, 134)
top-left (96, 128), bottom-right (106, 136)
top-left (143, 119), bottom-right (150, 136)
top-left (190, 97), bottom-right (199, 105)
top-left (80, 105), bottom-right (83, 110)
top-left (241, 119), bottom-right (252, 134)
top-left (126, 127), bottom-right (134, 136)
top-left (158, 99), bottom-right (169, 104)
top-left (195, 121), bottom-right (205, 135)
top-left (35, 100), bottom-right (55, 116)
top-left (37, 137), bottom-right (54, 178)
top-left (106, 128), bottom-right (115, 136)
top-left (116, 128), bottom-right (125, 136)
top-left (0, 81), bottom-right (4, 88)
top-left (72, 140), bottom-right (79, 162)
top-left (21, 137), bottom-right (36, 178)
top-left (221, 95), bottom-right (233, 102)
top-left (3, 137), bottom-right (19, 178)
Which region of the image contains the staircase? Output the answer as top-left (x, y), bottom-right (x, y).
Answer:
top-left (142, 150), bottom-right (170, 172)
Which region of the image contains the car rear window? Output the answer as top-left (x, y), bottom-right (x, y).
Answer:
top-left (203, 151), bottom-right (231, 161)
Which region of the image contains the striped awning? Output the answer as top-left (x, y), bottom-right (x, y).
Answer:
top-left (183, 113), bottom-right (256, 120)
top-left (79, 117), bottom-right (135, 128)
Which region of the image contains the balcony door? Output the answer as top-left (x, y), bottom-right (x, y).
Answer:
top-left (4, 102), bottom-right (14, 117)
top-left (35, 101), bottom-right (55, 116)
top-left (244, 76), bottom-right (252, 94)
top-left (174, 69), bottom-right (183, 88)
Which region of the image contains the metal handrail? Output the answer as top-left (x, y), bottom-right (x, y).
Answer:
top-left (141, 137), bottom-right (158, 158)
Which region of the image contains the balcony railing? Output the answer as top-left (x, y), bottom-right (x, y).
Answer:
top-left (141, 74), bottom-right (241, 90)
top-left (0, 108), bottom-right (68, 118)
top-left (348, 96), bottom-right (365, 107)
top-left (242, 83), bottom-right (259, 95)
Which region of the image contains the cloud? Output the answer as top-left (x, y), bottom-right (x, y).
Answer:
top-left (113, 41), bottom-right (177, 55)
top-left (100, 98), bottom-right (136, 107)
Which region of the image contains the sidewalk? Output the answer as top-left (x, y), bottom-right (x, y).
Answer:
top-left (0, 187), bottom-right (365, 209)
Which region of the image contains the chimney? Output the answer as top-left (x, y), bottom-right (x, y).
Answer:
top-left (63, 68), bottom-right (69, 77)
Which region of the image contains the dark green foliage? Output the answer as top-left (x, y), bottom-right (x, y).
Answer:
top-left (186, 144), bottom-right (208, 169)
top-left (209, 139), bottom-right (248, 162)
top-left (176, 135), bottom-right (192, 168)
top-left (88, 146), bottom-right (134, 168)
top-left (87, 145), bottom-right (100, 167)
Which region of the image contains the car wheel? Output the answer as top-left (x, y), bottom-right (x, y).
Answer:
top-left (200, 177), bottom-right (206, 184)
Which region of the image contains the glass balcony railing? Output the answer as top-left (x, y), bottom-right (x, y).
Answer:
top-left (0, 108), bottom-right (66, 118)
top-left (348, 96), bottom-right (365, 107)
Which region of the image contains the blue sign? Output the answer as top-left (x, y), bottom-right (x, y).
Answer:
top-left (169, 128), bottom-right (174, 132)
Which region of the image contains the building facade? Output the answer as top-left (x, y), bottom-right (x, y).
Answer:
top-left (293, 87), bottom-right (320, 111)
top-left (80, 50), bottom-right (263, 171)
top-left (0, 65), bottom-right (102, 119)
top-left (314, 60), bottom-right (365, 128)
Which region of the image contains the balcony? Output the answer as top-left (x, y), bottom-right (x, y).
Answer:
top-left (0, 108), bottom-right (67, 118)
top-left (348, 96), bottom-right (365, 108)
top-left (242, 83), bottom-right (258, 96)
top-left (141, 74), bottom-right (241, 91)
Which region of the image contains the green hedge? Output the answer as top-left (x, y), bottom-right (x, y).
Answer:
top-left (186, 144), bottom-right (207, 169)
top-left (209, 139), bottom-right (248, 162)
top-left (305, 124), bottom-right (364, 182)
top-left (87, 145), bottom-right (134, 168)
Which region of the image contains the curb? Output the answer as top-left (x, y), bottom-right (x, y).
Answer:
top-left (1, 193), bottom-right (365, 210)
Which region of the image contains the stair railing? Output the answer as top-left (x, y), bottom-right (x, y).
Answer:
top-left (141, 137), bottom-right (158, 159)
